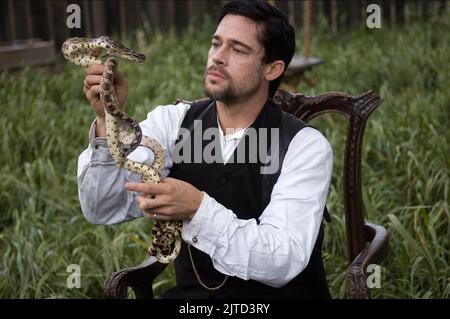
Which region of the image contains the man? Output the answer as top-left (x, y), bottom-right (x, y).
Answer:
top-left (78, 0), bottom-right (332, 299)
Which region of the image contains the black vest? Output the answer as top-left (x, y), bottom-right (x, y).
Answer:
top-left (165, 99), bottom-right (330, 299)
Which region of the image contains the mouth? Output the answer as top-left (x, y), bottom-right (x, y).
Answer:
top-left (206, 69), bottom-right (226, 80)
top-left (206, 68), bottom-right (226, 80)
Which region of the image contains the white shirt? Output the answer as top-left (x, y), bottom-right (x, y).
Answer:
top-left (77, 102), bottom-right (333, 288)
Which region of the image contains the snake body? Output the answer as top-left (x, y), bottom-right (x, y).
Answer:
top-left (62, 36), bottom-right (182, 263)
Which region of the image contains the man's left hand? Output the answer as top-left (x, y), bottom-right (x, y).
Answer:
top-left (125, 178), bottom-right (204, 221)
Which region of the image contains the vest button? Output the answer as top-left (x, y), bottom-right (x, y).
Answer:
top-left (220, 176), bottom-right (227, 184)
top-left (192, 236), bottom-right (198, 243)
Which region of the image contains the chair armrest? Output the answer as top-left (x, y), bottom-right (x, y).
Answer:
top-left (104, 256), bottom-right (168, 299)
top-left (347, 223), bottom-right (389, 299)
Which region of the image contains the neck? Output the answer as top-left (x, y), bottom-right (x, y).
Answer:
top-left (216, 90), bottom-right (268, 134)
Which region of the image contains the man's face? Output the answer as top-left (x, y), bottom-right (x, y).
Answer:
top-left (203, 14), bottom-right (267, 105)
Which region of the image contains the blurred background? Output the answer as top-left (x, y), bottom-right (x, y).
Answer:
top-left (0, 0), bottom-right (448, 298)
top-left (1, 1), bottom-right (448, 69)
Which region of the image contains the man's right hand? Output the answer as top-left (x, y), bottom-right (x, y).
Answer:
top-left (83, 64), bottom-right (129, 137)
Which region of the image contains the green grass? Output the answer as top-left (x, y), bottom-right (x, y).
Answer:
top-left (0, 12), bottom-right (448, 298)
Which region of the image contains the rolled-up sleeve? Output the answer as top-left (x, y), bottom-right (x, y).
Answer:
top-left (77, 123), bottom-right (144, 225)
top-left (77, 103), bottom-right (191, 225)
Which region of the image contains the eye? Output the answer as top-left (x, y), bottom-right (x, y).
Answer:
top-left (232, 47), bottom-right (245, 54)
top-left (211, 41), bottom-right (221, 49)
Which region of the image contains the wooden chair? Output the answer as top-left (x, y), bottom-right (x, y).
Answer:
top-left (104, 89), bottom-right (389, 299)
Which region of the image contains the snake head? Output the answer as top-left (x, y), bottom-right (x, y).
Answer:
top-left (97, 36), bottom-right (146, 63)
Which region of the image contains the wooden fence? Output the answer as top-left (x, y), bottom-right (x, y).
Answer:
top-left (2, 1), bottom-right (448, 45)
top-left (0, 0), bottom-right (447, 68)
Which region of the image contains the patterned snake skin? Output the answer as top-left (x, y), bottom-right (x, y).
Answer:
top-left (62, 36), bottom-right (181, 263)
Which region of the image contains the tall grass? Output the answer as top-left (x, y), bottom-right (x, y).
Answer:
top-left (0, 13), bottom-right (448, 298)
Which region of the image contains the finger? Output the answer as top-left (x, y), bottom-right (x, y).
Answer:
top-left (85, 64), bottom-right (105, 75)
top-left (144, 211), bottom-right (171, 221)
top-left (86, 84), bottom-right (101, 100)
top-left (84, 74), bottom-right (103, 86)
top-left (125, 182), bottom-right (167, 195)
top-left (135, 194), bottom-right (166, 211)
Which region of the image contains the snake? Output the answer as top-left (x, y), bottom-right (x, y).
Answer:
top-left (62, 36), bottom-right (181, 264)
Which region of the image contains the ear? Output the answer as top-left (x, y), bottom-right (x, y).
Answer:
top-left (264, 60), bottom-right (285, 81)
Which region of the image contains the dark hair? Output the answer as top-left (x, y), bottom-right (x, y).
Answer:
top-left (217, 0), bottom-right (295, 98)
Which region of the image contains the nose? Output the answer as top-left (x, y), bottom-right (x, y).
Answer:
top-left (211, 46), bottom-right (227, 66)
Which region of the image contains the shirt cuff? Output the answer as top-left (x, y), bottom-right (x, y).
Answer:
top-left (182, 192), bottom-right (232, 256)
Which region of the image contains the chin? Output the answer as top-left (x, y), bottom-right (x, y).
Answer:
top-left (205, 83), bottom-right (224, 94)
